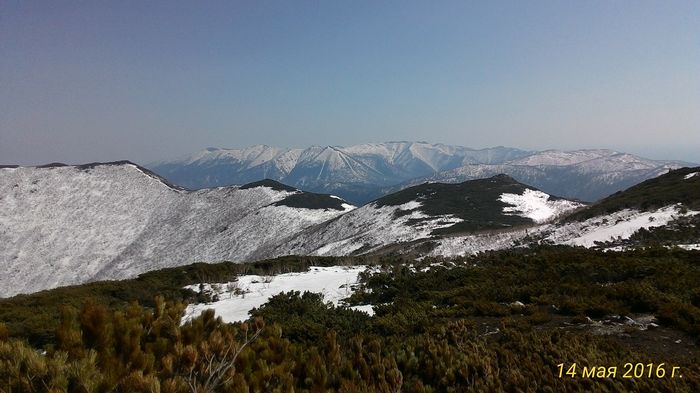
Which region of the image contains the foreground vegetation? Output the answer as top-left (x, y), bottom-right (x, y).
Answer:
top-left (1, 246), bottom-right (699, 392)
top-left (0, 255), bottom-right (367, 347)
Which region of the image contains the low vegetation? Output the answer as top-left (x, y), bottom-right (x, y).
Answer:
top-left (238, 179), bottom-right (298, 192)
top-left (348, 246), bottom-right (700, 338)
top-left (1, 246), bottom-right (699, 391)
top-left (0, 255), bottom-right (371, 347)
top-left (274, 192), bottom-right (349, 210)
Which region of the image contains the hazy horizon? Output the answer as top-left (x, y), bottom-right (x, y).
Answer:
top-left (2, 1), bottom-right (699, 165)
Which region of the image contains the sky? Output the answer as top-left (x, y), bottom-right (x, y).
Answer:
top-left (1, 1), bottom-right (699, 165)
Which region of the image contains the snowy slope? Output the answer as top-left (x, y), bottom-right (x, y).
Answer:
top-left (507, 149), bottom-right (615, 166)
top-left (428, 204), bottom-right (700, 257)
top-left (0, 162), bottom-right (354, 297)
top-left (546, 205), bottom-right (699, 247)
top-left (268, 200), bottom-right (463, 257)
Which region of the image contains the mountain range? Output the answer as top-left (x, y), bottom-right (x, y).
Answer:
top-left (149, 142), bottom-right (692, 204)
top-left (2, 160), bottom-right (698, 297)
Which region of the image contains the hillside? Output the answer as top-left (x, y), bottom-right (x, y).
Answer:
top-left (375, 174), bottom-right (581, 233)
top-left (0, 162), bottom-right (354, 296)
top-left (268, 175), bottom-right (582, 257)
top-left (426, 167), bottom-right (700, 256)
top-left (567, 166), bottom-right (700, 221)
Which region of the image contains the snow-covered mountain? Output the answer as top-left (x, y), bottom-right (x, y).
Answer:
top-left (150, 144), bottom-right (690, 204)
top-left (389, 149), bottom-right (690, 203)
top-left (0, 162), bottom-right (354, 297)
top-left (149, 142), bottom-right (533, 203)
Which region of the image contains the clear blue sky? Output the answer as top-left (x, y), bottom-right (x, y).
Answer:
top-left (1, 1), bottom-right (698, 164)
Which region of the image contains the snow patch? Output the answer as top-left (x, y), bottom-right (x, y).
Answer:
top-left (340, 203), bottom-right (356, 212)
top-left (183, 266), bottom-right (369, 323)
top-left (499, 189), bottom-right (583, 223)
top-left (398, 200), bottom-right (422, 210)
top-left (350, 304), bottom-right (375, 316)
top-left (314, 238), bottom-right (365, 256)
top-left (684, 172), bottom-right (698, 180)
top-left (677, 244), bottom-right (700, 250)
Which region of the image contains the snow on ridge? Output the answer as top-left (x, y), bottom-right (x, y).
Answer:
top-left (499, 189), bottom-right (583, 223)
top-left (507, 149), bottom-right (615, 166)
top-left (183, 265), bottom-right (372, 323)
top-left (330, 195), bottom-right (357, 212)
top-left (684, 172), bottom-right (698, 180)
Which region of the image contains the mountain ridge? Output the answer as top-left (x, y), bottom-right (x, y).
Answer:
top-left (2, 160), bottom-right (698, 297)
top-left (0, 162), bottom-right (355, 296)
top-left (148, 142), bottom-right (692, 204)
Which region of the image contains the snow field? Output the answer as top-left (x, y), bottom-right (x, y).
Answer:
top-left (183, 266), bottom-right (373, 323)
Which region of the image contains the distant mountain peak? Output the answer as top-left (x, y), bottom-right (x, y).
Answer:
top-left (148, 142), bottom-right (693, 205)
